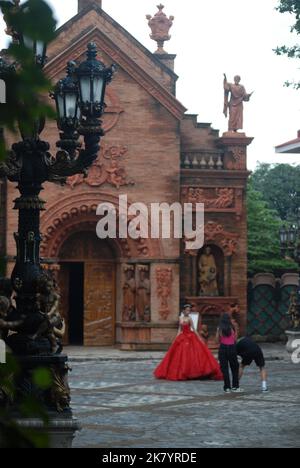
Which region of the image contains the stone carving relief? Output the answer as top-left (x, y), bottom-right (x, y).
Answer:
top-left (136, 265), bottom-right (151, 323)
top-left (122, 265), bottom-right (136, 322)
top-left (227, 147), bottom-right (246, 171)
top-left (185, 221), bottom-right (239, 257)
top-left (40, 195), bottom-right (163, 260)
top-left (182, 187), bottom-right (233, 208)
top-left (66, 143), bottom-right (134, 189)
top-left (122, 264), bottom-right (151, 323)
top-left (181, 186), bottom-right (243, 219)
top-left (205, 222), bottom-right (239, 257)
top-left (156, 267), bottom-right (173, 320)
top-left (187, 298), bottom-right (238, 317)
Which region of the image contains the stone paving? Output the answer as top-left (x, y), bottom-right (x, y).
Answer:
top-left (67, 345), bottom-right (300, 448)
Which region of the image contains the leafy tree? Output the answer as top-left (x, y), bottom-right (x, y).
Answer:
top-left (247, 181), bottom-right (297, 274)
top-left (250, 163), bottom-right (300, 222)
top-left (275, 0), bottom-right (300, 88)
top-left (0, 0), bottom-right (56, 448)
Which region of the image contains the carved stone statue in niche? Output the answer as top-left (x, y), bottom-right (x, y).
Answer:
top-left (123, 265), bottom-right (136, 322)
top-left (136, 266), bottom-right (151, 322)
top-left (198, 246), bottom-right (219, 297)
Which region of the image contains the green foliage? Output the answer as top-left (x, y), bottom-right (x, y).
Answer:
top-left (247, 181), bottom-right (297, 274)
top-left (276, 0), bottom-right (300, 19)
top-left (32, 367), bottom-right (52, 390)
top-left (275, 0), bottom-right (300, 87)
top-left (247, 162), bottom-right (300, 274)
top-left (0, 0), bottom-right (57, 160)
top-left (0, 0), bottom-right (57, 448)
top-left (0, 0), bottom-right (56, 43)
top-left (250, 163), bottom-right (300, 221)
top-left (0, 355), bottom-right (50, 448)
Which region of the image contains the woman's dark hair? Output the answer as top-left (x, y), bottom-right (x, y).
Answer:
top-left (219, 313), bottom-right (233, 337)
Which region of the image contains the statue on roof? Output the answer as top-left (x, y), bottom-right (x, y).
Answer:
top-left (223, 74), bottom-right (253, 132)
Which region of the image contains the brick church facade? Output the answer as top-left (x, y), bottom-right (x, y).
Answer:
top-left (2, 1), bottom-right (252, 349)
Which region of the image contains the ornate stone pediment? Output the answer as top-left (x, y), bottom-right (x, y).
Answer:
top-left (40, 192), bottom-right (163, 260)
top-left (185, 221), bottom-right (239, 257)
top-left (45, 30), bottom-right (186, 120)
top-left (204, 221), bottom-right (239, 256)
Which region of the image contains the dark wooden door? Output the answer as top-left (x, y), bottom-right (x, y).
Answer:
top-left (84, 262), bottom-right (116, 346)
top-left (58, 231), bottom-right (116, 346)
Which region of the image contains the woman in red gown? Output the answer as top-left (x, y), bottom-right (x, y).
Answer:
top-left (154, 305), bottom-right (223, 381)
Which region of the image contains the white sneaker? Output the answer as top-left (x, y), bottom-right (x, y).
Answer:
top-left (262, 387), bottom-right (269, 393)
top-left (231, 388), bottom-right (244, 393)
top-left (224, 389), bottom-right (231, 394)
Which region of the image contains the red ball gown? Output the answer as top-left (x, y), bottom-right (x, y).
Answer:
top-left (154, 323), bottom-right (223, 381)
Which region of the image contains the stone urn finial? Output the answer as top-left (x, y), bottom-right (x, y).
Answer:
top-left (146, 4), bottom-right (174, 54)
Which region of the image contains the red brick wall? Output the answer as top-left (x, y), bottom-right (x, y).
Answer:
top-left (6, 68), bottom-right (181, 263)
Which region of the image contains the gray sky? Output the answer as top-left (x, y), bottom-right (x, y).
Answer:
top-left (1, 0), bottom-right (300, 170)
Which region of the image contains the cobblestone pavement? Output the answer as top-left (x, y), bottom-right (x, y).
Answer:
top-left (66, 343), bottom-right (285, 362)
top-left (68, 346), bottom-right (300, 448)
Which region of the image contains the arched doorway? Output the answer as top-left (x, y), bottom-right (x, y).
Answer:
top-left (58, 231), bottom-right (117, 346)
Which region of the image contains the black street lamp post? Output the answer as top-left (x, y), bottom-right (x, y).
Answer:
top-left (280, 221), bottom-right (300, 265)
top-left (53, 60), bottom-right (81, 159)
top-left (0, 34), bottom-right (115, 426)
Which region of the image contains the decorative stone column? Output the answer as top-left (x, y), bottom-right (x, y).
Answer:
top-left (218, 132), bottom-right (253, 171)
top-left (217, 132), bottom-right (253, 336)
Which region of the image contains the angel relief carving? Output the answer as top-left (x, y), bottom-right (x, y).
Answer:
top-left (66, 144), bottom-right (134, 189)
top-left (182, 187), bottom-right (234, 208)
top-left (181, 187), bottom-right (243, 220)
